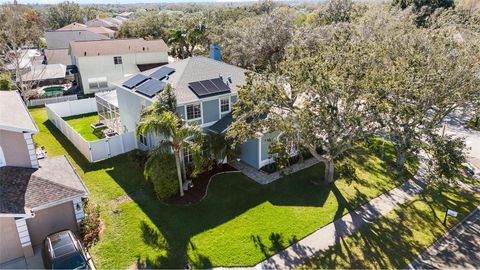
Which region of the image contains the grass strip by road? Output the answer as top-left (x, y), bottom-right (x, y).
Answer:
top-left (301, 184), bottom-right (480, 269)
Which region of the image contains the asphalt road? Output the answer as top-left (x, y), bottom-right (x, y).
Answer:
top-left (409, 208), bottom-right (480, 270)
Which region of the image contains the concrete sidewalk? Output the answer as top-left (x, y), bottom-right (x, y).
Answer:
top-left (254, 178), bottom-right (425, 269)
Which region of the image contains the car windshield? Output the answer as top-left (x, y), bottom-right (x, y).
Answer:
top-left (52, 252), bottom-right (87, 270)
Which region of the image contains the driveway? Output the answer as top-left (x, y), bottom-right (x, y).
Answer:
top-left (443, 111), bottom-right (480, 171)
top-left (408, 207), bottom-right (480, 269)
top-left (0, 245), bottom-right (43, 269)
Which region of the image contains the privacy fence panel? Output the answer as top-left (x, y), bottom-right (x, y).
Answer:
top-left (46, 99), bottom-right (138, 162)
top-left (27, 95), bottom-right (78, 107)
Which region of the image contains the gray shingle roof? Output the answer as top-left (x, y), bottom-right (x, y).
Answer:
top-left (0, 91), bottom-right (38, 133)
top-left (45, 30), bottom-right (108, 50)
top-left (115, 56), bottom-right (248, 104)
top-left (0, 156), bottom-right (88, 215)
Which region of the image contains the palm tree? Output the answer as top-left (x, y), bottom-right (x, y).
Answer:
top-left (137, 110), bottom-right (204, 197)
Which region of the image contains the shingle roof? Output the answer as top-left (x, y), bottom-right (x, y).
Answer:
top-left (19, 64), bottom-right (66, 82)
top-left (0, 156), bottom-right (88, 215)
top-left (0, 91), bottom-right (38, 133)
top-left (45, 30), bottom-right (108, 50)
top-left (85, 26), bottom-right (115, 35)
top-left (70, 38), bottom-right (168, 58)
top-left (56, 22), bottom-right (87, 31)
top-left (115, 56), bottom-right (248, 104)
top-left (44, 49), bottom-right (72, 65)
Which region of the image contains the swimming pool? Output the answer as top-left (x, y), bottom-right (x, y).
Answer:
top-left (43, 86), bottom-right (65, 96)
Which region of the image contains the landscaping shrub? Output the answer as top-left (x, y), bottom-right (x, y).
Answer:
top-left (129, 149), bottom-right (148, 169)
top-left (144, 153), bottom-right (179, 199)
top-left (80, 198), bottom-right (102, 247)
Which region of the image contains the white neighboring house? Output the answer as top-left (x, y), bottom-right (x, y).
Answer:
top-left (69, 38), bottom-right (169, 95)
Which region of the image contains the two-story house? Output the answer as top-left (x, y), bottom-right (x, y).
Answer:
top-left (113, 56), bottom-right (278, 170)
top-left (0, 91), bottom-right (88, 264)
top-left (69, 38), bottom-right (169, 95)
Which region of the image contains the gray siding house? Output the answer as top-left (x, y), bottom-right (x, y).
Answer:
top-left (113, 56), bottom-right (277, 169)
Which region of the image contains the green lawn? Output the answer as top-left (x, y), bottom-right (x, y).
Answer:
top-left (301, 185), bottom-right (480, 269)
top-left (30, 107), bottom-right (418, 269)
top-left (63, 112), bottom-right (105, 141)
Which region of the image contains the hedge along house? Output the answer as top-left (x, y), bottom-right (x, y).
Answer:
top-left (0, 91), bottom-right (88, 264)
top-left (113, 55), bottom-right (278, 170)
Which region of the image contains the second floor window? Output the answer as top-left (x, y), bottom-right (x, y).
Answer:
top-left (186, 104), bottom-right (201, 120)
top-left (114, 56), bottom-right (123, 65)
top-left (220, 97), bottom-right (230, 113)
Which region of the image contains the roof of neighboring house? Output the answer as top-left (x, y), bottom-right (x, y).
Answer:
top-left (19, 64), bottom-right (66, 82)
top-left (207, 112), bottom-right (233, 134)
top-left (117, 11), bottom-right (133, 18)
top-left (0, 156), bottom-right (88, 216)
top-left (85, 18), bottom-right (121, 28)
top-left (116, 56), bottom-right (248, 104)
top-left (44, 49), bottom-right (72, 65)
top-left (70, 38), bottom-right (168, 58)
top-left (84, 26), bottom-right (116, 36)
top-left (45, 30), bottom-right (108, 50)
top-left (0, 91), bottom-right (38, 133)
top-left (56, 22), bottom-right (87, 31)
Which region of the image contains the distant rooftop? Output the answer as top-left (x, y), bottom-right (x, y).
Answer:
top-left (70, 38), bottom-right (168, 57)
top-left (56, 22), bottom-right (87, 31)
top-left (0, 91), bottom-right (38, 133)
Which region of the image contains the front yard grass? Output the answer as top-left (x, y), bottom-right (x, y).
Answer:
top-left (301, 184), bottom-right (480, 269)
top-left (63, 112), bottom-right (105, 141)
top-left (30, 107), bottom-right (418, 269)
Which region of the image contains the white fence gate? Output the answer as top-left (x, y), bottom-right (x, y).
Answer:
top-left (46, 98), bottom-right (138, 162)
top-left (27, 95), bottom-right (78, 107)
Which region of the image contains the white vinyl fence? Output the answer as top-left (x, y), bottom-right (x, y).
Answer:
top-left (46, 98), bottom-right (137, 162)
top-left (27, 94), bottom-right (78, 107)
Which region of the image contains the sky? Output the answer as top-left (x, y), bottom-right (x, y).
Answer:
top-left (1, 0), bottom-right (259, 4)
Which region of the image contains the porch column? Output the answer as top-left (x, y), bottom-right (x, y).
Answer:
top-left (15, 219), bottom-right (33, 257)
top-left (72, 198), bottom-right (85, 224)
top-left (23, 133), bottom-right (38, 169)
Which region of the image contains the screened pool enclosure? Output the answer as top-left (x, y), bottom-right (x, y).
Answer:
top-left (95, 91), bottom-right (120, 133)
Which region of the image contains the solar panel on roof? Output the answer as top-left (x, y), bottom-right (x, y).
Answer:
top-left (188, 78), bottom-right (231, 98)
top-left (135, 79), bottom-right (165, 97)
top-left (150, 66), bottom-right (175, 80)
top-left (211, 78), bottom-right (230, 91)
top-left (122, 74), bottom-right (149, 89)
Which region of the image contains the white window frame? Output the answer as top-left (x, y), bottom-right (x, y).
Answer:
top-left (87, 77), bottom-right (108, 90)
top-left (186, 103), bottom-right (202, 121)
top-left (220, 97), bottom-right (230, 113)
top-left (113, 56), bottom-right (123, 65)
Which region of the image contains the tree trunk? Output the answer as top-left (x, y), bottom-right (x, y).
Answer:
top-left (179, 147), bottom-right (187, 183)
top-left (395, 150), bottom-right (407, 169)
top-left (324, 159), bottom-right (335, 183)
top-left (174, 151), bottom-right (184, 197)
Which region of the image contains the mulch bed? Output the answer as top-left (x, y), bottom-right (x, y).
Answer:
top-left (162, 164), bottom-right (238, 206)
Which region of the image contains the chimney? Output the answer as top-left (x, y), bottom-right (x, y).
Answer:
top-left (210, 44), bottom-right (221, 61)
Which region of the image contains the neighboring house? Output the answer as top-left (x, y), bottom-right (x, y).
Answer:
top-left (85, 17), bottom-right (122, 31)
top-left (69, 38), bottom-right (168, 94)
top-left (0, 91), bottom-right (88, 264)
top-left (113, 56), bottom-right (278, 169)
top-left (44, 24), bottom-right (111, 66)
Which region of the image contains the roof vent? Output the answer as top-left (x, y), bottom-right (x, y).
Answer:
top-left (143, 47), bottom-right (145, 51)
top-left (84, 51), bottom-right (87, 56)
top-left (228, 76), bottom-right (232, 83)
top-left (219, 74), bottom-right (223, 81)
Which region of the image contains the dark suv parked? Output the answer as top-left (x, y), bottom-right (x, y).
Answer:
top-left (42, 230), bottom-right (90, 269)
